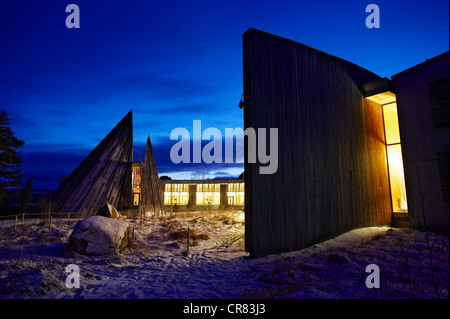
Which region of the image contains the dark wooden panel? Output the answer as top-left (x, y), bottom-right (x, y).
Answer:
top-left (428, 77), bottom-right (449, 128)
top-left (189, 184), bottom-right (197, 205)
top-left (393, 52), bottom-right (449, 234)
top-left (243, 29), bottom-right (392, 255)
top-left (220, 184), bottom-right (227, 206)
top-left (437, 151), bottom-right (449, 203)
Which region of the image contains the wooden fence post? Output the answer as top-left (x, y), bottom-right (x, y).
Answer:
top-left (49, 216), bottom-right (52, 232)
top-left (187, 228), bottom-right (190, 253)
top-left (22, 213), bottom-right (25, 226)
top-left (14, 215), bottom-right (17, 230)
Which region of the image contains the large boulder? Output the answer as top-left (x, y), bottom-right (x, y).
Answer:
top-left (97, 203), bottom-right (122, 219)
top-left (67, 216), bottom-right (133, 256)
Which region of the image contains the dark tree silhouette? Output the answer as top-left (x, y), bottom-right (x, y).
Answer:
top-left (20, 177), bottom-right (33, 213)
top-left (0, 108), bottom-right (25, 204)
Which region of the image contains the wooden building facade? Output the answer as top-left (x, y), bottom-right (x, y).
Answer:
top-left (392, 52), bottom-right (449, 234)
top-left (243, 29), bottom-right (393, 256)
top-left (141, 135), bottom-right (166, 216)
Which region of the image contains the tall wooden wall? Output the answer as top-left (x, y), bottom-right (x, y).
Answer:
top-left (243, 29), bottom-right (392, 255)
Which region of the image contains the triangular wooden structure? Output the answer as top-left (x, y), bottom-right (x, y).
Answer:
top-left (51, 110), bottom-right (133, 219)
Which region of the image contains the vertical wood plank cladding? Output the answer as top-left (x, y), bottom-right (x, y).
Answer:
top-left (437, 151), bottom-right (449, 203)
top-left (142, 135), bottom-right (166, 216)
top-left (243, 29), bottom-right (391, 255)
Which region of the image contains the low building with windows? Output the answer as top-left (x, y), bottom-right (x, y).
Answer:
top-left (160, 179), bottom-right (245, 209)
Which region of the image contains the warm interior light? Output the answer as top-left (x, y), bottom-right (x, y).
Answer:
top-left (131, 164), bottom-right (142, 206)
top-left (164, 183), bottom-right (189, 205)
top-left (366, 91), bottom-right (396, 105)
top-left (196, 183), bottom-right (220, 205)
top-left (366, 91), bottom-right (408, 213)
top-left (382, 101), bottom-right (408, 213)
top-left (196, 192), bottom-right (220, 205)
top-left (383, 103), bottom-right (401, 144)
top-left (386, 145), bottom-right (408, 212)
top-left (227, 183), bottom-right (245, 205)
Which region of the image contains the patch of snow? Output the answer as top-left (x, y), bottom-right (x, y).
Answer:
top-left (0, 212), bottom-right (448, 299)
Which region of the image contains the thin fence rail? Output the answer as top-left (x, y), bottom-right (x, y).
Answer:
top-left (0, 212), bottom-right (78, 220)
top-left (0, 212), bottom-right (81, 232)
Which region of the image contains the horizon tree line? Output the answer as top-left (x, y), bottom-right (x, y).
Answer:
top-left (0, 108), bottom-right (34, 215)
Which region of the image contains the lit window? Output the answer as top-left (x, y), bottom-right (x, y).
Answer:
top-left (196, 183), bottom-right (220, 205)
top-left (383, 102), bottom-right (408, 213)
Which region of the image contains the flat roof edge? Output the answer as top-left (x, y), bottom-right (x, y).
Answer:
top-left (392, 51), bottom-right (449, 79)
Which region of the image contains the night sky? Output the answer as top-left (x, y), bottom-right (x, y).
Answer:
top-left (1, 0), bottom-right (448, 190)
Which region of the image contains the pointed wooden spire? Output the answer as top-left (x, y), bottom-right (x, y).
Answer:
top-left (141, 135), bottom-right (165, 216)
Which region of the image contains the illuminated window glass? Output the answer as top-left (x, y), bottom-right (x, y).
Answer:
top-left (226, 183), bottom-right (245, 206)
top-left (196, 183), bottom-right (220, 205)
top-left (382, 101), bottom-right (408, 213)
top-left (163, 184), bottom-right (189, 205)
top-left (387, 145), bottom-right (407, 212)
top-left (164, 192), bottom-right (171, 205)
top-left (383, 103), bottom-right (401, 145)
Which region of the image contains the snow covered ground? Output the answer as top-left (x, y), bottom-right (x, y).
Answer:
top-left (0, 210), bottom-right (448, 299)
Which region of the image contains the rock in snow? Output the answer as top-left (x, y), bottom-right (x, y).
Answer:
top-left (97, 203), bottom-right (122, 219)
top-left (67, 216), bottom-right (133, 256)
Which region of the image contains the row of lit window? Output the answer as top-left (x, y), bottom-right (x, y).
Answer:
top-left (163, 191), bottom-right (244, 206)
top-left (164, 183), bottom-right (244, 192)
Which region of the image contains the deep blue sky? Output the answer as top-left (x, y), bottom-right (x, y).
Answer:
top-left (1, 0), bottom-right (448, 190)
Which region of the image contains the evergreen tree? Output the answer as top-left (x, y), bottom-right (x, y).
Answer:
top-left (0, 108), bottom-right (25, 204)
top-left (20, 177), bottom-right (33, 213)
